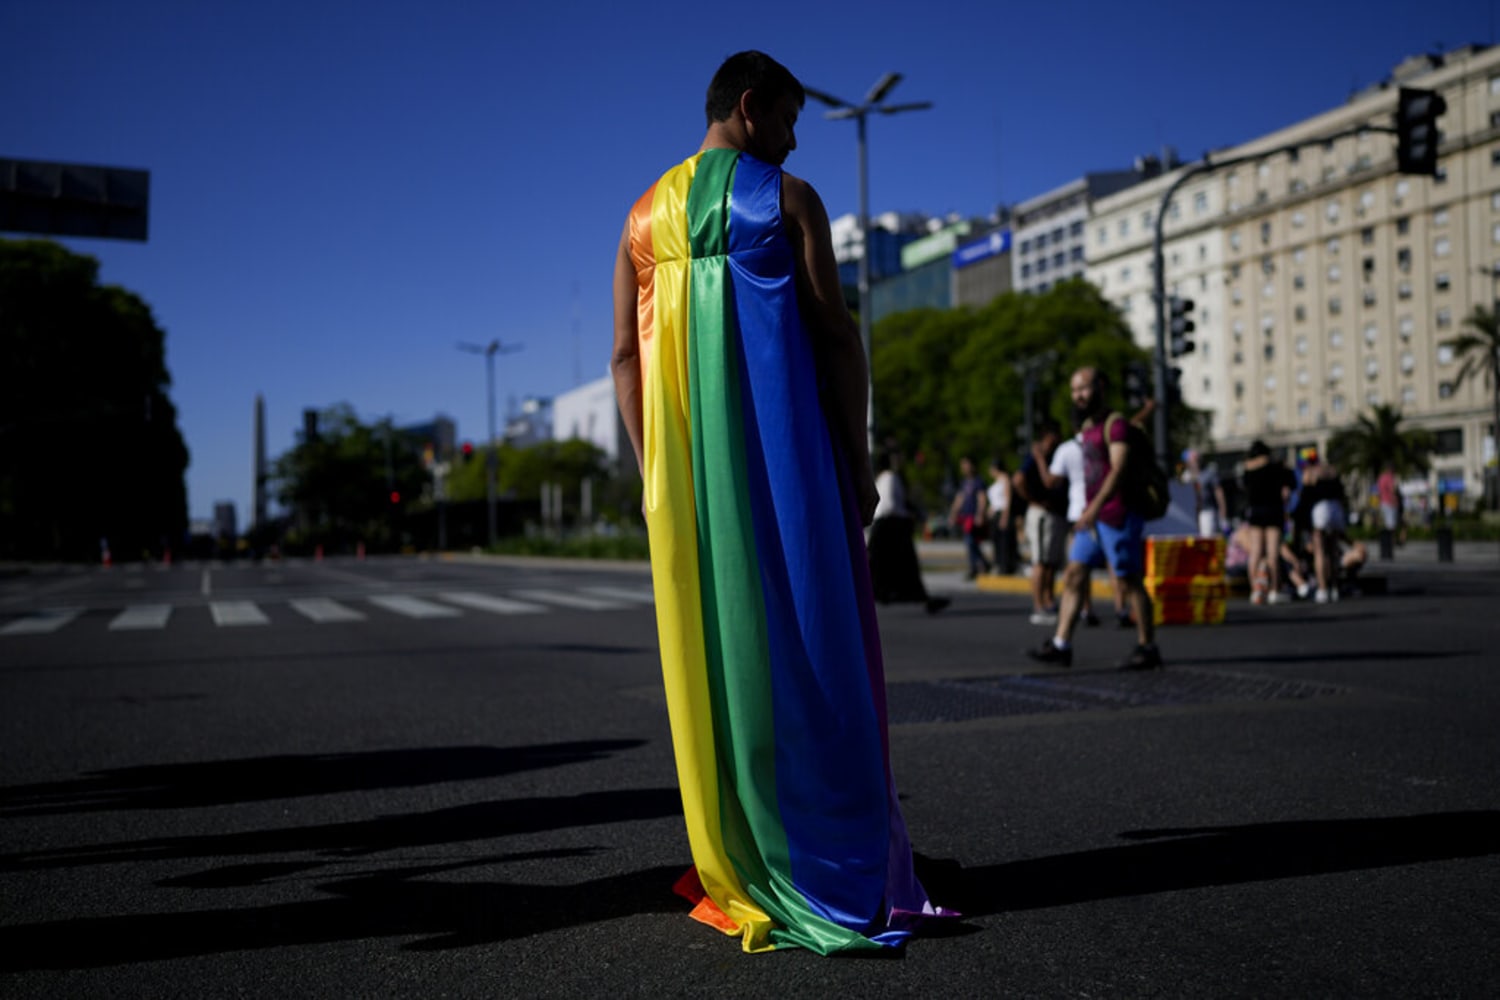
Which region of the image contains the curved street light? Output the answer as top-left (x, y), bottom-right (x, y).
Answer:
top-left (805, 73), bottom-right (933, 455)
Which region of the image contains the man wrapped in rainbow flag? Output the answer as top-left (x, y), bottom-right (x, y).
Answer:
top-left (609, 50), bottom-right (952, 954)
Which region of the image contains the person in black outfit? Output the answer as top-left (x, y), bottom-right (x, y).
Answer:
top-left (1238, 440), bottom-right (1296, 604)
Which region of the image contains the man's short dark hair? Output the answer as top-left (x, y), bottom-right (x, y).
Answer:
top-left (705, 51), bottom-right (805, 126)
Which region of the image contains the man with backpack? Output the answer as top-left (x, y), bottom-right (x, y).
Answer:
top-left (1027, 366), bottom-right (1163, 671)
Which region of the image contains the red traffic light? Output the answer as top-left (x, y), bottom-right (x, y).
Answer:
top-left (389, 491), bottom-right (401, 504)
top-left (461, 441), bottom-right (474, 459)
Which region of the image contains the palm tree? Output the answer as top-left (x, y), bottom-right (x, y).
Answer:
top-left (1327, 403), bottom-right (1435, 490)
top-left (1448, 304), bottom-right (1500, 508)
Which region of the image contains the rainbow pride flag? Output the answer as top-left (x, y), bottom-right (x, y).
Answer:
top-left (625, 149), bottom-right (946, 953)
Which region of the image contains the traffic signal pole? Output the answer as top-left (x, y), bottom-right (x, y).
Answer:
top-left (1145, 111), bottom-right (1433, 472)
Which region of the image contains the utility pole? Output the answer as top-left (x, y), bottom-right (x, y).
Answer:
top-left (457, 339), bottom-right (523, 547)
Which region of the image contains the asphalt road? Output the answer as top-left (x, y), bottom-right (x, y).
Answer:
top-left (1, 553), bottom-right (1497, 998)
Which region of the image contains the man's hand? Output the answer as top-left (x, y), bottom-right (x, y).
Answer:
top-left (1074, 508), bottom-right (1096, 533)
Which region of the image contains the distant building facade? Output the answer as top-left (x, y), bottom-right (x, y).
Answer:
top-left (553, 375), bottom-right (630, 473)
top-left (1013, 165), bottom-right (1165, 295)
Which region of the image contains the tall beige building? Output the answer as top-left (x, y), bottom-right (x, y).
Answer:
top-left (1094, 44), bottom-right (1500, 505)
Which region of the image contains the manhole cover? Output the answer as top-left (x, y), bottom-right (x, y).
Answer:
top-left (887, 668), bottom-right (1344, 724)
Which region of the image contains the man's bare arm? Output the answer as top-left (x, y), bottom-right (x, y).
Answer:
top-left (611, 218), bottom-right (645, 477)
top-left (782, 172), bottom-right (877, 524)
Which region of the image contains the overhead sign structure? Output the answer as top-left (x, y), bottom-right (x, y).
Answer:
top-left (0, 157), bottom-right (150, 242)
top-left (953, 229), bottom-right (1011, 269)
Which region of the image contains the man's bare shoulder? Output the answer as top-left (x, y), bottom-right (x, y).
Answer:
top-left (780, 172), bottom-right (824, 217)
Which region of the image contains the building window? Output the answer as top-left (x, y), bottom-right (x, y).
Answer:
top-left (1394, 178), bottom-right (1410, 202)
top-left (1052, 251), bottom-right (1065, 268)
top-left (1170, 200), bottom-right (1181, 220)
top-left (1265, 344), bottom-right (1276, 361)
top-left (1329, 297), bottom-right (1342, 315)
top-left (1399, 316), bottom-right (1414, 338)
top-left (1326, 200), bottom-right (1341, 223)
top-left (1364, 323), bottom-right (1378, 345)
top-left (1330, 329), bottom-right (1343, 349)
top-left (1397, 247), bottom-right (1412, 272)
top-left (1359, 190), bottom-right (1375, 214)
top-left (1364, 288), bottom-right (1377, 307)
top-left (1095, 228), bottom-right (1106, 246)
top-left (1398, 280), bottom-right (1412, 299)
top-left (1120, 266), bottom-right (1131, 282)
top-left (1234, 381), bottom-right (1245, 399)
top-left (1194, 192), bottom-right (1208, 214)
top-left (1332, 394), bottom-right (1346, 414)
top-left (1262, 312), bottom-right (1275, 331)
top-left (1142, 210), bottom-right (1153, 231)
top-left (1437, 307), bottom-right (1452, 328)
top-left (1361, 226), bottom-right (1375, 245)
top-left (1294, 273), bottom-right (1306, 290)
top-left (1330, 362), bottom-right (1345, 380)
top-left (1401, 352), bottom-right (1416, 374)
top-left (1438, 381), bottom-right (1455, 399)
top-left (1296, 335), bottom-right (1309, 355)
top-left (1401, 386), bottom-right (1417, 405)
top-left (1229, 230), bottom-right (1241, 250)
top-left (1265, 406), bottom-right (1277, 430)
top-left (1021, 263), bottom-right (1032, 279)
top-left (1435, 272), bottom-right (1450, 292)
top-left (1119, 219), bottom-right (1129, 237)
top-left (1292, 211), bottom-right (1306, 228)
top-left (1327, 237), bottom-right (1341, 255)
top-left (1328, 264), bottom-right (1341, 282)
top-left (1366, 389), bottom-right (1381, 406)
top-left (1492, 74), bottom-right (1500, 95)
top-left (1263, 281), bottom-right (1275, 299)
top-left (1260, 221), bottom-right (1272, 244)
top-left (1297, 368), bottom-right (1310, 386)
top-left (1362, 256), bottom-right (1375, 280)
top-left (1070, 220), bottom-right (1084, 237)
top-left (1265, 374), bottom-right (1277, 390)
top-left (1493, 192), bottom-right (1500, 211)
top-left (1365, 358), bottom-right (1379, 379)
top-left (1434, 428), bottom-right (1463, 454)
top-left (1070, 245), bottom-right (1084, 262)
top-left (1037, 257), bottom-right (1048, 274)
top-left (1435, 166), bottom-right (1447, 184)
top-left (1434, 207), bottom-right (1449, 226)
top-left (1494, 222), bottom-right (1500, 245)
top-left (1396, 216), bottom-right (1410, 235)
top-left (1293, 246), bottom-right (1306, 264)
top-left (1435, 236), bottom-right (1451, 257)
top-left (1295, 304), bottom-right (1307, 322)
top-left (1298, 399), bottom-right (1311, 419)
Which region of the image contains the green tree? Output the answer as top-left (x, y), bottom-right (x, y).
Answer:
top-left (0, 239), bottom-right (189, 560)
top-left (271, 405), bottom-right (428, 551)
top-left (871, 278), bottom-right (1198, 503)
top-left (1327, 403), bottom-right (1435, 491)
top-left (1447, 304), bottom-right (1500, 506)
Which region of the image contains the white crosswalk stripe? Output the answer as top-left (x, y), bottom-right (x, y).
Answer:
top-left (439, 591), bottom-right (546, 615)
top-left (578, 585), bottom-right (655, 605)
top-left (0, 608), bottom-right (84, 635)
top-left (508, 588), bottom-right (631, 611)
top-left (109, 604), bottom-right (172, 631)
top-left (209, 601), bottom-right (271, 626)
top-left (367, 594), bottom-right (462, 619)
top-left (288, 598), bottom-right (366, 623)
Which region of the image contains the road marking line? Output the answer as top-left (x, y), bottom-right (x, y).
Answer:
top-left (0, 608), bottom-right (85, 635)
top-left (578, 585), bottom-right (655, 605)
top-left (367, 594), bottom-right (462, 619)
top-left (201, 569), bottom-right (212, 597)
top-left (209, 601), bottom-right (270, 626)
top-left (288, 598), bottom-right (367, 623)
top-left (109, 605), bottom-right (172, 631)
top-left (439, 591), bottom-right (547, 615)
top-left (508, 589), bottom-right (629, 611)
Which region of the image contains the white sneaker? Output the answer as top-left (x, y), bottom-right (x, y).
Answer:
top-left (1029, 610), bottom-right (1058, 626)
top-left (1314, 589), bottom-right (1330, 604)
top-left (1297, 583), bottom-right (1313, 600)
top-left (1267, 591), bottom-right (1286, 605)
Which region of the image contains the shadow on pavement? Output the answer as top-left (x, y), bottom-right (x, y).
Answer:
top-left (916, 810), bottom-right (1500, 916)
top-left (0, 787), bottom-right (684, 871)
top-left (0, 741), bottom-right (646, 816)
top-left (0, 855), bottom-right (691, 970)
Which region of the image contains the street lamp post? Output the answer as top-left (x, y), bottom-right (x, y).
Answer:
top-left (806, 73), bottom-right (932, 457)
top-left (457, 339), bottom-right (523, 547)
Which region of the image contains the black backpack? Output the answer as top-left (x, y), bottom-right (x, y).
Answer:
top-left (1105, 414), bottom-right (1170, 521)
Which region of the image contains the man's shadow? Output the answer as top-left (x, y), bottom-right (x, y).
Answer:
top-left (916, 810), bottom-right (1500, 917)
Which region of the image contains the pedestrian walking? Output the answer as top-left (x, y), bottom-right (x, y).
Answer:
top-left (1027, 367), bottom-right (1162, 670)
top-left (869, 450), bottom-right (950, 614)
top-left (1238, 440), bottom-right (1296, 605)
top-left (1013, 421), bottom-right (1069, 625)
top-left (986, 456), bottom-right (1016, 575)
top-left (949, 456), bottom-right (992, 579)
top-left (610, 49), bottom-right (950, 953)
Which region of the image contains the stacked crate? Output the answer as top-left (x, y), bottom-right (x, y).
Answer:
top-left (1144, 536), bottom-right (1227, 625)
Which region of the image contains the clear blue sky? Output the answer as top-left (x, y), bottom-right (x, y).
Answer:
top-left (3, 0), bottom-right (1491, 522)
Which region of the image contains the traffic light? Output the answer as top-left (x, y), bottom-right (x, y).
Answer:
top-left (389, 490), bottom-right (401, 505)
top-left (1168, 296), bottom-right (1196, 358)
top-left (1167, 365), bottom-right (1184, 407)
top-left (461, 441), bottom-right (474, 463)
top-left (1395, 87), bottom-right (1446, 177)
top-left (1124, 361), bottom-right (1150, 412)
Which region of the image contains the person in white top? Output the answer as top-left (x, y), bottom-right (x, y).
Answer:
top-left (867, 450), bottom-right (949, 614)
top-left (985, 457), bottom-right (1014, 574)
top-left (1041, 432), bottom-right (1122, 628)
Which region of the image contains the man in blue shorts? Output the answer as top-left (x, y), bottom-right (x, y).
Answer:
top-left (1027, 366), bottom-right (1162, 671)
